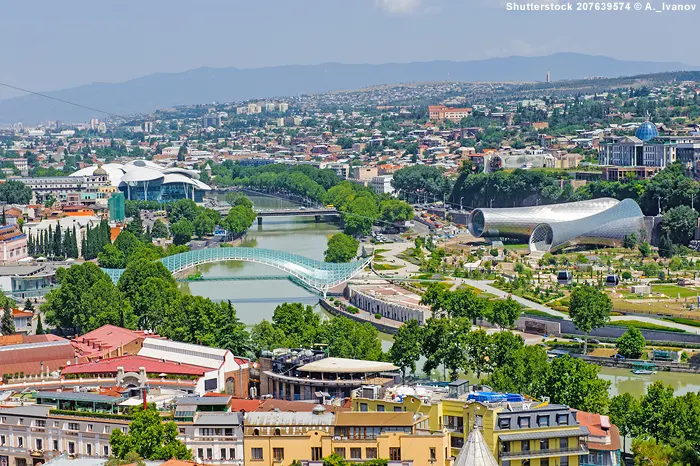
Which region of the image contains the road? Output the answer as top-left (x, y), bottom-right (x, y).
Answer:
top-left (609, 315), bottom-right (700, 334)
top-left (456, 278), bottom-right (569, 319)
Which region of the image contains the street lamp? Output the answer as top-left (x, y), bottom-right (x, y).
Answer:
top-left (460, 196), bottom-right (464, 211)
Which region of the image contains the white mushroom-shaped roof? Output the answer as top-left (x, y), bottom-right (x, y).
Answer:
top-left (121, 167), bottom-right (164, 183)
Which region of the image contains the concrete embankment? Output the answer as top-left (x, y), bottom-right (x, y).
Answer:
top-left (319, 299), bottom-right (399, 335)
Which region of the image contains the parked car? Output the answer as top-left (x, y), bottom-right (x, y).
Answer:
top-left (610, 354), bottom-right (626, 360)
top-left (589, 338), bottom-right (601, 344)
top-left (573, 338), bottom-right (584, 344)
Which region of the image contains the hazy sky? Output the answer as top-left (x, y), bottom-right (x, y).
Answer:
top-left (0, 0), bottom-right (697, 99)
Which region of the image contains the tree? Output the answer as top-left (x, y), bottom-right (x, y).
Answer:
top-left (490, 331), bottom-right (525, 368)
top-left (250, 319), bottom-right (285, 356)
top-left (225, 192), bottom-right (253, 209)
top-left (537, 355), bottom-right (611, 413)
top-left (662, 205), bottom-right (699, 246)
top-left (23, 299), bottom-right (34, 313)
top-left (35, 314), bottom-right (44, 335)
top-left (389, 319), bottom-right (422, 382)
top-left (42, 263), bottom-right (136, 335)
top-left (98, 244), bottom-right (126, 268)
top-left (610, 392), bottom-right (640, 452)
top-left (623, 232), bottom-right (638, 249)
top-left (114, 231), bottom-right (144, 263)
top-left (169, 199), bottom-right (199, 223)
top-left (319, 316), bottom-right (383, 361)
top-left (170, 219), bottom-right (194, 245)
top-left (632, 438), bottom-right (675, 466)
top-left (221, 205), bottom-right (256, 238)
top-left (379, 199), bottom-right (414, 224)
top-left (487, 345), bottom-right (549, 395)
top-left (658, 233), bottom-right (675, 259)
top-left (638, 241), bottom-right (652, 258)
top-left (324, 233), bottom-right (359, 263)
top-left (1, 302), bottom-right (15, 335)
top-left (638, 381), bottom-right (675, 441)
top-left (568, 285), bottom-right (612, 354)
top-left (109, 405), bottom-right (190, 460)
top-left (616, 326), bottom-right (646, 359)
top-left (466, 329), bottom-right (493, 378)
top-left (193, 212), bottom-right (216, 238)
top-left (150, 219), bottom-right (169, 239)
top-left (343, 195), bottom-right (379, 237)
top-left (0, 180), bottom-right (32, 204)
top-left (488, 297), bottom-right (521, 329)
top-left (271, 302), bottom-right (321, 348)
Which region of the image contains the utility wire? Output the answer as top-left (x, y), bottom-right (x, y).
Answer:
top-left (0, 81), bottom-right (128, 120)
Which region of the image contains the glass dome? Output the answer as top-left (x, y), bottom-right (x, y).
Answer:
top-left (635, 121), bottom-right (659, 142)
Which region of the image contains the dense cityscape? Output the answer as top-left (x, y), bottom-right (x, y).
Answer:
top-left (3, 54), bottom-right (700, 466)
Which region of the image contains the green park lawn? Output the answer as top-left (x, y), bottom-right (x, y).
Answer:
top-left (652, 284), bottom-right (700, 299)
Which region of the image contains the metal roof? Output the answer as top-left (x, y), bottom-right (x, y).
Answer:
top-left (298, 357), bottom-right (398, 374)
top-left (455, 428), bottom-right (499, 466)
top-left (194, 412), bottom-right (243, 426)
top-left (36, 391), bottom-right (123, 404)
top-left (176, 396), bottom-right (231, 406)
top-left (244, 411), bottom-right (335, 427)
top-left (498, 427), bottom-right (590, 442)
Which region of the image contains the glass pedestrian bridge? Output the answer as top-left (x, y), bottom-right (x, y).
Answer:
top-left (102, 247), bottom-right (372, 296)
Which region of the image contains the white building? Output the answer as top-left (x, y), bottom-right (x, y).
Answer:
top-left (370, 175), bottom-right (395, 195)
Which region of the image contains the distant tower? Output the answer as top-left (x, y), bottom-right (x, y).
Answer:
top-left (546, 71), bottom-right (551, 83)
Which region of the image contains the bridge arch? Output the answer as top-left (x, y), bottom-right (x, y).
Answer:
top-left (102, 247), bottom-right (371, 296)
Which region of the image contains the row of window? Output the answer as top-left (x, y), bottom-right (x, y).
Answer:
top-left (196, 447), bottom-right (237, 460)
top-left (497, 413), bottom-right (569, 430)
top-left (502, 458), bottom-right (568, 466)
top-left (501, 437), bottom-right (570, 453)
top-left (250, 447), bottom-right (383, 462)
top-left (0, 434), bottom-right (109, 456)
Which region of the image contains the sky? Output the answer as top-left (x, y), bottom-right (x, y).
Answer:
top-left (0, 0), bottom-right (697, 100)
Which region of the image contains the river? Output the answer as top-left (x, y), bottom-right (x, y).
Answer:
top-left (184, 194), bottom-right (700, 398)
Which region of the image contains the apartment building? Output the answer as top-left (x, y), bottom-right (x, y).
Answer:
top-left (243, 408), bottom-right (451, 466)
top-left (428, 106), bottom-right (473, 123)
top-left (353, 384), bottom-right (594, 466)
top-left (0, 398), bottom-right (244, 466)
top-left (0, 225), bottom-right (28, 263)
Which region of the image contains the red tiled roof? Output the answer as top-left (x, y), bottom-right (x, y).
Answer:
top-left (228, 399), bottom-right (262, 413)
top-left (61, 355), bottom-right (209, 376)
top-left (71, 324), bottom-right (161, 358)
top-left (11, 309), bottom-right (32, 318)
top-left (576, 411), bottom-right (622, 451)
top-left (0, 340), bottom-right (75, 376)
top-left (0, 334), bottom-right (65, 347)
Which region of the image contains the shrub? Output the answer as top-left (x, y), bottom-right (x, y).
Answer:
top-left (374, 313), bottom-right (382, 319)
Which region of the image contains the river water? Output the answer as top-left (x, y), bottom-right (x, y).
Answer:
top-left (184, 194), bottom-right (700, 398)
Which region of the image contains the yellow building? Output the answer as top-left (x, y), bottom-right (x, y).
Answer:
top-left (243, 407), bottom-right (452, 465)
top-left (352, 383), bottom-right (590, 466)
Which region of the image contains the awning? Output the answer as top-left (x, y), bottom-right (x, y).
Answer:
top-left (498, 427), bottom-right (589, 442)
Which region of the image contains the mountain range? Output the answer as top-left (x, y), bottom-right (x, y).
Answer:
top-left (0, 53), bottom-right (696, 125)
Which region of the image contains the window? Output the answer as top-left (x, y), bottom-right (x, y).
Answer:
top-left (53, 440), bottom-right (58, 451)
top-left (377, 405), bottom-right (385, 412)
top-left (539, 439), bottom-right (549, 451)
top-left (206, 448), bottom-right (213, 459)
top-left (0, 417), bottom-right (5, 424)
top-left (312, 447), bottom-right (323, 461)
top-left (274, 428), bottom-right (281, 436)
top-left (87, 444), bottom-right (92, 456)
top-left (560, 437), bottom-right (569, 449)
top-left (561, 457), bottom-right (569, 466)
top-left (103, 446), bottom-right (109, 457)
top-left (389, 448), bottom-right (401, 461)
top-left (366, 448), bottom-right (378, 459)
top-left (430, 447), bottom-right (436, 461)
top-left (197, 449), bottom-right (204, 459)
top-left (68, 423), bottom-right (79, 431)
top-left (541, 459), bottom-right (549, 466)
top-left (556, 414), bottom-right (569, 425)
top-left (517, 416), bottom-right (530, 428)
top-left (251, 448), bottom-right (263, 461)
top-left (53, 421), bottom-right (59, 428)
top-left (35, 420), bottom-right (46, 428)
top-left (521, 440), bottom-right (530, 452)
top-left (394, 406), bottom-right (403, 412)
top-left (35, 439), bottom-right (43, 450)
top-left (350, 448), bottom-right (361, 459)
top-left (501, 441), bottom-right (510, 453)
top-left (537, 415), bottom-right (550, 427)
top-left (87, 424), bottom-right (93, 432)
top-left (360, 403), bottom-right (368, 412)
top-left (334, 448), bottom-right (346, 459)
top-left (273, 448), bottom-right (284, 461)
top-left (68, 442), bottom-right (75, 454)
top-left (17, 437), bottom-right (23, 448)
top-left (220, 449), bottom-right (226, 459)
top-left (253, 428), bottom-right (260, 436)
top-left (229, 448), bottom-right (235, 459)
top-left (0, 435), bottom-right (5, 446)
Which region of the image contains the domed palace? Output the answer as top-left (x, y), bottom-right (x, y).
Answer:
top-left (635, 120), bottom-right (659, 142)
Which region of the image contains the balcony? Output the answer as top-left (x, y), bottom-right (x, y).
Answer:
top-left (500, 445), bottom-right (589, 460)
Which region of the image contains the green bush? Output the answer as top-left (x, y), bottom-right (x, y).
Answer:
top-left (374, 313), bottom-right (382, 319)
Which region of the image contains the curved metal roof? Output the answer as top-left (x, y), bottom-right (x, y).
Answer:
top-left (163, 172), bottom-right (198, 186)
top-left (121, 167), bottom-right (165, 183)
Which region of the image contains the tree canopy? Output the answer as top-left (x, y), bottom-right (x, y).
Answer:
top-left (324, 233), bottom-right (359, 263)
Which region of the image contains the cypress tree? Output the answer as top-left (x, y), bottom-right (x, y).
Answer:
top-left (72, 226), bottom-right (79, 258)
top-left (54, 224), bottom-right (62, 258)
top-left (1, 302), bottom-right (15, 336)
top-left (35, 314), bottom-right (44, 335)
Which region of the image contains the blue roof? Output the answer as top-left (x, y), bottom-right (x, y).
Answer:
top-left (635, 121), bottom-right (659, 142)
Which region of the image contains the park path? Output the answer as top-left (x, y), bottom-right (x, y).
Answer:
top-left (609, 315), bottom-right (700, 335)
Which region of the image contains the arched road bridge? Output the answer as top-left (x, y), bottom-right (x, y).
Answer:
top-left (102, 247), bottom-right (371, 297)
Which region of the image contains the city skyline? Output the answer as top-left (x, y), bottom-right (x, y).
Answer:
top-left (1, 0), bottom-right (699, 100)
